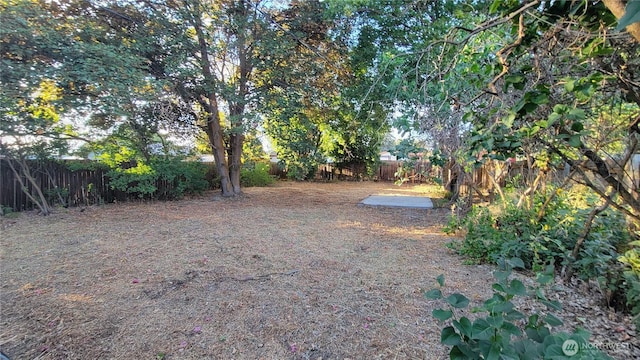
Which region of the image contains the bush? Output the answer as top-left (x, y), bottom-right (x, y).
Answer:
top-left (446, 204), bottom-right (541, 266)
top-left (240, 162), bottom-right (275, 187)
top-left (446, 206), bottom-right (502, 264)
top-left (619, 242), bottom-right (640, 327)
top-left (152, 159), bottom-right (209, 199)
top-left (107, 158), bottom-right (209, 200)
top-left (107, 162), bottom-right (158, 198)
top-left (447, 185), bottom-right (635, 315)
top-left (427, 258), bottom-right (612, 359)
top-left (1, 205), bottom-right (15, 216)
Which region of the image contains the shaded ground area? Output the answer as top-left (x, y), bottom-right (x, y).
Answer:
top-left (0, 181), bottom-right (637, 359)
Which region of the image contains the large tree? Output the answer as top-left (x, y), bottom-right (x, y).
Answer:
top-left (0, 0), bottom-right (156, 150)
top-left (1, 0), bottom-right (162, 213)
top-left (335, 0), bottom-right (640, 220)
top-left (456, 0), bottom-right (640, 220)
top-left (109, 0), bottom-right (274, 196)
top-left (259, 0), bottom-right (394, 180)
top-left (258, 0), bottom-right (372, 179)
top-left (327, 0), bottom-right (495, 157)
top-left (123, 0), bottom-right (359, 194)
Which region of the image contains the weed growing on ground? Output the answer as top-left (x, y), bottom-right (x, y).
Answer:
top-left (426, 258), bottom-right (611, 359)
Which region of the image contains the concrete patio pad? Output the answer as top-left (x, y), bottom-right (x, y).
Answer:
top-left (359, 195), bottom-right (433, 209)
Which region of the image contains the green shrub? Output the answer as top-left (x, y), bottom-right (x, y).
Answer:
top-left (107, 159), bottom-right (209, 200)
top-left (1, 205), bottom-right (15, 216)
top-left (64, 160), bottom-right (110, 172)
top-left (447, 186), bottom-right (635, 316)
top-left (107, 162), bottom-right (158, 198)
top-left (427, 258), bottom-right (612, 359)
top-left (619, 242), bottom-right (640, 327)
top-left (446, 205), bottom-right (538, 265)
top-left (622, 271), bottom-right (640, 328)
top-left (240, 162), bottom-right (275, 187)
top-left (446, 206), bottom-right (502, 264)
top-left (152, 159), bottom-right (209, 199)
top-left (44, 186), bottom-right (70, 207)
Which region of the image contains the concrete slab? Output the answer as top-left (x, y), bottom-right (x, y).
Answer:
top-left (359, 195), bottom-right (433, 209)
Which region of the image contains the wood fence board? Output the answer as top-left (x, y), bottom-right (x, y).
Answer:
top-left (1, 159), bottom-right (540, 212)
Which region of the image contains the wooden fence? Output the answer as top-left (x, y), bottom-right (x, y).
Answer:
top-left (2, 158), bottom-right (541, 212)
top-left (1, 159), bottom-right (119, 212)
top-left (315, 161), bottom-right (434, 182)
top-left (0, 159), bottom-right (223, 212)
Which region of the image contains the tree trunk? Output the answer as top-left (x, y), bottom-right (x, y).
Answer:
top-left (226, 1), bottom-right (250, 196)
top-left (228, 131), bottom-right (244, 195)
top-left (603, 0), bottom-right (640, 43)
top-left (204, 110), bottom-right (234, 196)
top-left (580, 146), bottom-right (640, 213)
top-left (191, 8), bottom-right (235, 196)
top-left (564, 201), bottom-right (610, 281)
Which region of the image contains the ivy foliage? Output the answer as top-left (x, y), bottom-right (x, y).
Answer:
top-left (427, 259), bottom-right (612, 359)
top-left (446, 186), bottom-right (638, 326)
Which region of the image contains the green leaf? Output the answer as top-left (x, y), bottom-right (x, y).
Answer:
top-left (520, 102), bottom-right (538, 114)
top-left (544, 344), bottom-right (565, 357)
top-left (508, 279), bottom-right (527, 296)
top-left (553, 104), bottom-right (568, 113)
top-left (486, 342), bottom-right (502, 360)
top-left (425, 288), bottom-right (442, 300)
top-left (531, 92), bottom-right (549, 105)
top-left (489, 0), bottom-right (501, 14)
top-left (564, 79), bottom-right (575, 92)
top-left (525, 125), bottom-right (541, 136)
top-left (505, 74), bottom-right (526, 91)
top-left (450, 345), bottom-right (472, 360)
top-left (453, 317), bottom-right (473, 338)
top-left (494, 270), bottom-right (511, 282)
top-left (447, 293), bottom-right (470, 308)
top-left (568, 134), bottom-right (582, 148)
top-left (544, 313), bottom-right (564, 327)
top-left (503, 112), bottom-right (516, 128)
top-left (616, 1), bottom-right (640, 31)
top-left (567, 108), bottom-right (586, 120)
top-left (540, 299), bottom-right (563, 311)
top-left (525, 327), bottom-right (543, 343)
top-left (437, 274), bottom-right (445, 287)
top-left (504, 309), bottom-right (525, 321)
top-left (536, 273), bottom-right (554, 285)
top-left (471, 318), bottom-right (493, 340)
top-left (571, 121), bottom-right (584, 132)
top-left (489, 300), bottom-right (514, 314)
top-left (501, 321), bottom-right (522, 337)
top-left (508, 257), bottom-right (525, 269)
top-left (433, 308), bottom-right (454, 322)
top-left (486, 314), bottom-right (504, 328)
top-left (492, 283), bottom-right (507, 294)
top-left (441, 326), bottom-right (462, 345)
top-left (513, 338), bottom-right (544, 359)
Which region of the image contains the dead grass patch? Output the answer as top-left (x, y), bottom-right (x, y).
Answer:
top-left (2, 181), bottom-right (635, 359)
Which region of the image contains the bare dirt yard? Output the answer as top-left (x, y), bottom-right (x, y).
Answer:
top-left (1, 181), bottom-right (637, 359)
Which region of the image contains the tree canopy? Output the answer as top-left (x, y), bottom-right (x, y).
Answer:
top-left (2, 0), bottom-right (639, 207)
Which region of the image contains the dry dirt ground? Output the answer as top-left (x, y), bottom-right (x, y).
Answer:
top-left (0, 181), bottom-right (637, 359)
